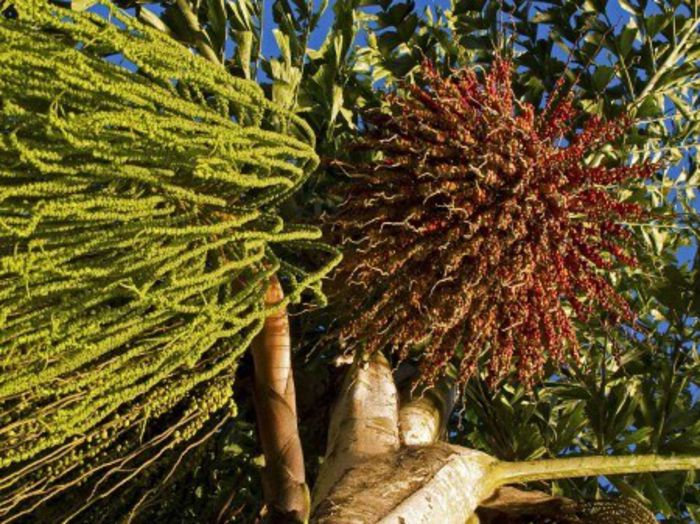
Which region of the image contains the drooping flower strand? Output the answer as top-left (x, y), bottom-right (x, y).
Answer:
top-left (330, 59), bottom-right (654, 387)
top-left (0, 2), bottom-right (339, 520)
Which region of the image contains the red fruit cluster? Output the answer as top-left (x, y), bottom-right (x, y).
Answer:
top-left (329, 59), bottom-right (654, 386)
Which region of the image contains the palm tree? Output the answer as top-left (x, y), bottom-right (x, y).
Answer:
top-left (1, 0), bottom-right (699, 522)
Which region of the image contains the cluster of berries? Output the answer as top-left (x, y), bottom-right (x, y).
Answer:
top-left (330, 59), bottom-right (654, 385)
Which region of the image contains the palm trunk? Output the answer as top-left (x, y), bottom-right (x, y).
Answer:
top-left (309, 355), bottom-right (700, 523)
top-left (251, 277), bottom-right (309, 522)
top-left (248, 302), bottom-right (699, 523)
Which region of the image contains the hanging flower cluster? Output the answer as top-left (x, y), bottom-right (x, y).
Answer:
top-left (330, 59), bottom-right (654, 386)
top-left (0, 1), bottom-right (338, 519)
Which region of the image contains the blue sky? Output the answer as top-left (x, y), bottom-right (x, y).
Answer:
top-left (122, 1), bottom-right (639, 61)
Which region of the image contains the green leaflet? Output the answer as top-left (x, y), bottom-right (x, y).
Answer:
top-left (0, 1), bottom-right (339, 519)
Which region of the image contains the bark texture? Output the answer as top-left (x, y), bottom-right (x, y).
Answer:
top-left (476, 487), bottom-right (659, 523)
top-left (398, 376), bottom-right (455, 446)
top-left (309, 355), bottom-right (700, 523)
top-left (311, 351), bottom-right (400, 513)
top-left (313, 443), bottom-right (496, 524)
top-left (311, 355), bottom-right (497, 523)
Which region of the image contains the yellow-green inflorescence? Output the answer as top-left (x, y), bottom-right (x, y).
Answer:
top-left (0, 0), bottom-right (339, 519)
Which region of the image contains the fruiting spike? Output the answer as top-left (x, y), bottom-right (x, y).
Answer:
top-left (331, 59), bottom-right (654, 386)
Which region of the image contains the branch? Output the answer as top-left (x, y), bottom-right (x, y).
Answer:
top-left (491, 453), bottom-right (700, 486)
top-left (312, 443), bottom-right (497, 524)
top-left (311, 351), bottom-right (400, 512)
top-left (476, 486), bottom-right (658, 523)
top-left (398, 371), bottom-right (456, 446)
top-left (309, 353), bottom-right (699, 523)
top-left (252, 277), bottom-right (309, 523)
top-left (376, 446), bottom-right (497, 524)
top-left (635, 17), bottom-right (699, 103)
top-left (477, 486), bottom-right (577, 521)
